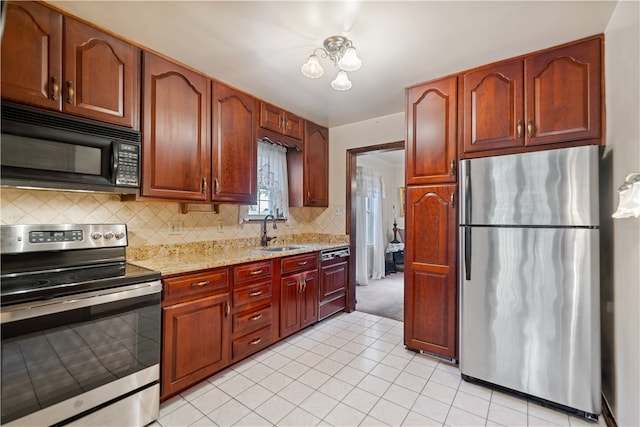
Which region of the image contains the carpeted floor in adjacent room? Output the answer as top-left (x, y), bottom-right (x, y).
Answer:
top-left (355, 272), bottom-right (404, 321)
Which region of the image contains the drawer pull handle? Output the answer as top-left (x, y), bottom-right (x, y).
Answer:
top-left (249, 269), bottom-right (263, 276)
top-left (297, 261), bottom-right (308, 266)
top-left (191, 280), bottom-right (210, 287)
top-left (249, 313), bottom-right (263, 321)
top-left (249, 337), bottom-right (262, 346)
top-left (249, 290), bottom-right (263, 297)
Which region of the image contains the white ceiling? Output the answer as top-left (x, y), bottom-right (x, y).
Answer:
top-left (48, 1), bottom-right (618, 128)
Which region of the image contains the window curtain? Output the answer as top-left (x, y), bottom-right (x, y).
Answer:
top-left (355, 166), bottom-right (386, 285)
top-left (239, 139), bottom-right (289, 222)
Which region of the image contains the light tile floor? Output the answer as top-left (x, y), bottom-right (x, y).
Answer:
top-left (155, 311), bottom-right (606, 427)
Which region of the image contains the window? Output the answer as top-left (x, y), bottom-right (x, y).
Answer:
top-left (243, 139), bottom-right (289, 221)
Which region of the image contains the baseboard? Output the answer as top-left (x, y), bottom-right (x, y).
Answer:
top-left (602, 393), bottom-right (617, 427)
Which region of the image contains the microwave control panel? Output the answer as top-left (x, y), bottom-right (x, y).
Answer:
top-left (115, 142), bottom-right (140, 187)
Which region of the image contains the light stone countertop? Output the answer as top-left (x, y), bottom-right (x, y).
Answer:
top-left (130, 242), bottom-right (349, 277)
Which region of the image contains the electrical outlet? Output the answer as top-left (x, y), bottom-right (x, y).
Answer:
top-left (217, 220), bottom-right (224, 233)
top-left (169, 221), bottom-right (184, 235)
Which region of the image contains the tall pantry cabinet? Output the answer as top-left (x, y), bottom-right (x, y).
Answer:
top-left (404, 76), bottom-right (458, 360)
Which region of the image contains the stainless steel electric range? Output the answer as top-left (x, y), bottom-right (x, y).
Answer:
top-left (1, 224), bottom-right (161, 426)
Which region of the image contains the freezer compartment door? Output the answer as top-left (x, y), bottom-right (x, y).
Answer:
top-left (459, 145), bottom-right (599, 227)
top-left (459, 226), bottom-right (601, 415)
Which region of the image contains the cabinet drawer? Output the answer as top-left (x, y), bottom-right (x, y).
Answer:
top-left (233, 260), bottom-right (272, 285)
top-left (281, 253), bottom-right (318, 275)
top-left (163, 268), bottom-right (229, 303)
top-left (233, 304), bottom-right (272, 336)
top-left (232, 325), bottom-right (272, 360)
top-left (233, 281), bottom-right (272, 307)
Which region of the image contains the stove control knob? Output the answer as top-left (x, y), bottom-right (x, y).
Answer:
top-left (104, 231), bottom-right (114, 240)
top-left (91, 232), bottom-right (102, 240)
top-left (114, 231), bottom-right (125, 240)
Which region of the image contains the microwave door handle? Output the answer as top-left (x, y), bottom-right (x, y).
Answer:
top-left (111, 143), bottom-right (118, 183)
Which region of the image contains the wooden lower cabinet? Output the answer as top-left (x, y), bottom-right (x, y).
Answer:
top-left (319, 255), bottom-right (348, 320)
top-left (231, 260), bottom-right (274, 362)
top-left (161, 292), bottom-right (230, 398)
top-left (404, 184), bottom-right (457, 360)
top-left (280, 253), bottom-right (319, 338)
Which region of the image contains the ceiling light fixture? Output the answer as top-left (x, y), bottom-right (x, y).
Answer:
top-left (301, 35), bottom-right (362, 91)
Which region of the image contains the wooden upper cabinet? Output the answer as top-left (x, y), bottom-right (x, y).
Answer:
top-left (1, 2), bottom-right (62, 110)
top-left (461, 35), bottom-right (602, 156)
top-left (525, 37), bottom-right (602, 146)
top-left (303, 121), bottom-right (329, 207)
top-left (212, 82), bottom-right (258, 204)
top-left (462, 61), bottom-right (524, 153)
top-left (1, 2), bottom-right (139, 128)
top-left (259, 102), bottom-right (304, 140)
top-left (141, 52), bottom-right (210, 201)
top-left (406, 76), bottom-right (458, 185)
top-left (63, 18), bottom-right (139, 128)
top-left (404, 184), bottom-right (457, 359)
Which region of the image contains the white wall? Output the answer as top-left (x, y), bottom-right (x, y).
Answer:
top-left (603, 1), bottom-right (640, 425)
top-left (328, 112), bottom-right (405, 209)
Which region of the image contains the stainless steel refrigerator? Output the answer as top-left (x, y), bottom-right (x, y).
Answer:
top-left (459, 145), bottom-right (601, 419)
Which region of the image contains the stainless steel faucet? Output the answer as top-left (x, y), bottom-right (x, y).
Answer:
top-left (261, 214), bottom-right (277, 246)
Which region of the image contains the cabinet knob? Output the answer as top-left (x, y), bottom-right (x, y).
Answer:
top-left (51, 76), bottom-right (59, 101)
top-left (516, 120), bottom-right (523, 138)
top-left (66, 81), bottom-right (74, 104)
top-left (527, 119), bottom-right (534, 138)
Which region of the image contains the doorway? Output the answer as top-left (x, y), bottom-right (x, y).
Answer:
top-left (346, 141), bottom-right (405, 321)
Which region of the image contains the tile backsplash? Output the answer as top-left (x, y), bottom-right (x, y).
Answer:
top-left (0, 188), bottom-right (347, 248)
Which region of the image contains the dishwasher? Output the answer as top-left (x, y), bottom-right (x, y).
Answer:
top-left (318, 246), bottom-right (350, 320)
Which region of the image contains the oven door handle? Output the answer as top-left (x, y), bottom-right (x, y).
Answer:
top-left (1, 280), bottom-right (162, 324)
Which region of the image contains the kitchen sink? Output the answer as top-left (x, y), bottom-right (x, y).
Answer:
top-left (260, 245), bottom-right (307, 252)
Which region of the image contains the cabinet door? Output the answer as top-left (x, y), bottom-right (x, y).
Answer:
top-left (162, 293), bottom-right (230, 398)
top-left (141, 52), bottom-right (210, 200)
top-left (462, 61), bottom-right (524, 154)
top-left (524, 37), bottom-right (601, 146)
top-left (320, 260), bottom-right (347, 301)
top-left (300, 271), bottom-right (318, 329)
top-left (284, 112), bottom-right (304, 140)
top-left (1, 1), bottom-right (62, 111)
top-left (259, 102), bottom-right (285, 134)
top-left (404, 184), bottom-right (457, 359)
top-left (303, 121), bottom-right (329, 206)
top-left (212, 82), bottom-right (257, 203)
top-left (280, 275), bottom-right (301, 338)
top-left (63, 18), bottom-right (139, 128)
top-left (406, 76), bottom-right (458, 184)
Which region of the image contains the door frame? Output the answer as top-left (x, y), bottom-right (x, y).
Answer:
top-left (346, 140), bottom-right (405, 312)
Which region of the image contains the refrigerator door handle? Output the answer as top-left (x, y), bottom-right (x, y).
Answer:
top-left (464, 227), bottom-right (471, 281)
top-left (462, 161), bottom-right (471, 225)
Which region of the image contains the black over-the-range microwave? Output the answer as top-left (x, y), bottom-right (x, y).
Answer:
top-left (1, 102), bottom-right (141, 194)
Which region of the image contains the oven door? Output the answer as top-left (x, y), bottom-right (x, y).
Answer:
top-left (1, 281), bottom-right (161, 426)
